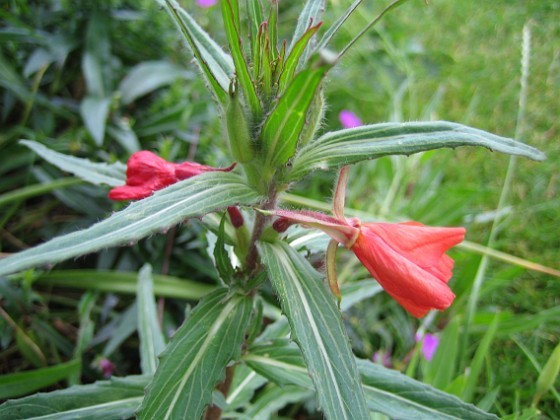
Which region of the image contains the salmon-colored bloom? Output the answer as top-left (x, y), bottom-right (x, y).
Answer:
top-left (351, 221), bottom-right (465, 317)
top-left (271, 210), bottom-right (465, 317)
top-left (108, 151), bottom-right (235, 200)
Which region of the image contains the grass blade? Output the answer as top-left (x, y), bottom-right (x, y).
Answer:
top-left (137, 265), bottom-right (166, 375)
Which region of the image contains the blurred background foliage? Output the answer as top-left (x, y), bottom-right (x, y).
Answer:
top-left (1, 0), bottom-right (559, 417)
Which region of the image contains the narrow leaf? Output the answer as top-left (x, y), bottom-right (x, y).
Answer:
top-left (245, 340), bottom-right (313, 389)
top-left (21, 140), bottom-right (126, 186)
top-left (245, 340), bottom-right (498, 419)
top-left (0, 375), bottom-right (148, 419)
top-left (213, 213), bottom-right (235, 283)
top-left (261, 61), bottom-right (332, 166)
top-left (119, 61), bottom-right (192, 105)
top-left (278, 22), bottom-right (322, 92)
top-left (80, 96), bottom-right (111, 146)
top-left (289, 0), bottom-right (325, 60)
top-left (0, 359), bottom-right (81, 400)
top-left (289, 121), bottom-right (546, 180)
top-left (461, 314), bottom-right (500, 402)
top-left (138, 288), bottom-right (253, 419)
top-left (357, 359), bottom-right (498, 419)
top-left (245, 384), bottom-right (314, 419)
top-left (424, 317), bottom-right (460, 390)
top-left (137, 265), bottom-right (166, 375)
top-left (533, 341), bottom-right (560, 406)
top-left (221, 0), bottom-right (262, 117)
top-left (259, 240), bottom-right (369, 419)
top-left (0, 172), bottom-right (261, 277)
top-left (36, 270), bottom-right (214, 300)
top-left (158, 0), bottom-right (234, 104)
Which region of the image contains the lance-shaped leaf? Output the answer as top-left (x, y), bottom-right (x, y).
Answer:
top-left (0, 359), bottom-right (81, 400)
top-left (221, 0), bottom-right (262, 117)
top-left (289, 121), bottom-right (546, 180)
top-left (137, 265), bottom-right (166, 375)
top-left (289, 0), bottom-right (326, 65)
top-left (21, 140), bottom-right (126, 186)
top-left (37, 270), bottom-right (214, 300)
top-left (138, 288), bottom-right (253, 419)
top-left (259, 241), bottom-right (369, 419)
top-left (245, 340), bottom-right (498, 419)
top-left (278, 22), bottom-right (322, 93)
top-left (0, 172), bottom-right (261, 277)
top-left (0, 375), bottom-right (149, 420)
top-left (261, 60), bottom-right (333, 167)
top-left (357, 358), bottom-right (498, 419)
top-left (157, 0), bottom-right (234, 104)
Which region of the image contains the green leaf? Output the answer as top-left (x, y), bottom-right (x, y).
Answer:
top-left (80, 96), bottom-right (111, 146)
top-left (213, 213), bottom-right (235, 283)
top-left (107, 119), bottom-right (141, 155)
top-left (119, 61), bottom-right (192, 105)
top-left (259, 241), bottom-right (369, 419)
top-left (35, 270), bottom-right (214, 300)
top-left (245, 340), bottom-right (313, 389)
top-left (357, 359), bottom-right (498, 419)
top-left (0, 359), bottom-right (81, 400)
top-left (21, 140), bottom-right (125, 186)
top-left (339, 279), bottom-right (383, 312)
top-left (223, 364), bottom-right (267, 411)
top-left (461, 314), bottom-right (500, 402)
top-left (278, 22), bottom-right (322, 93)
top-left (289, 121), bottom-right (547, 180)
top-left (289, 0), bottom-right (326, 64)
top-left (137, 265), bottom-right (166, 375)
top-left (138, 288), bottom-right (253, 419)
top-left (245, 340), bottom-right (498, 419)
top-left (261, 61), bottom-right (332, 167)
top-left (0, 374), bottom-right (148, 419)
top-left (103, 303), bottom-right (137, 357)
top-left (221, 0), bottom-right (262, 117)
top-left (533, 342), bottom-right (560, 406)
top-left (0, 172), bottom-right (261, 277)
top-left (158, 0), bottom-right (234, 104)
top-left (245, 384), bottom-right (314, 419)
top-left (424, 317), bottom-right (460, 390)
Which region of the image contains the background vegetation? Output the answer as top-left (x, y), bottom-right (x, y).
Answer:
top-left (1, 0), bottom-right (558, 417)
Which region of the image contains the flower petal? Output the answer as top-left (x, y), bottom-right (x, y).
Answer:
top-left (352, 222), bottom-right (464, 317)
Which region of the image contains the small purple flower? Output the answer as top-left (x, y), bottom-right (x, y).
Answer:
top-left (372, 350), bottom-right (392, 368)
top-left (196, 0), bottom-right (218, 7)
top-left (415, 332), bottom-right (439, 361)
top-left (339, 110), bottom-right (362, 128)
top-left (99, 358), bottom-right (115, 378)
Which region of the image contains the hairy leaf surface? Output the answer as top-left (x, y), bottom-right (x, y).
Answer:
top-left (0, 172), bottom-right (261, 276)
top-left (289, 121), bottom-right (546, 180)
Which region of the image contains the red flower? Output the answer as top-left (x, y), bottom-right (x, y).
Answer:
top-left (351, 221), bottom-right (465, 317)
top-left (108, 151), bottom-right (235, 200)
top-left (270, 210), bottom-right (465, 318)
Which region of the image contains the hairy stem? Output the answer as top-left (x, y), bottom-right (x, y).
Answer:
top-left (245, 189), bottom-right (277, 274)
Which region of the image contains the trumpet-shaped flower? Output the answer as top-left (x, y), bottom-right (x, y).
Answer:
top-left (271, 210), bottom-right (465, 318)
top-left (108, 150), bottom-right (235, 200)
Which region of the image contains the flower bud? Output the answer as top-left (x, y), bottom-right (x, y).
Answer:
top-left (226, 88), bottom-right (254, 163)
